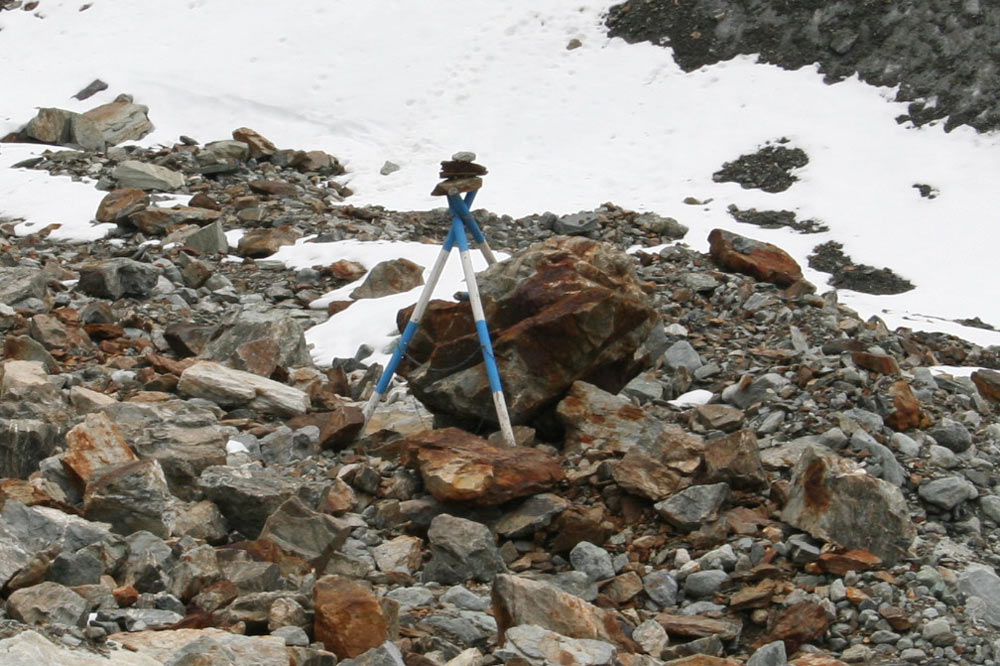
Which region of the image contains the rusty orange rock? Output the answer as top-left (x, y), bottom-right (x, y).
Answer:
top-left (400, 428), bottom-right (564, 506)
top-left (708, 228), bottom-right (803, 287)
top-left (884, 380), bottom-right (925, 430)
top-left (62, 412), bottom-right (138, 487)
top-left (851, 351), bottom-right (900, 375)
top-left (762, 601), bottom-right (829, 654)
top-left (313, 575), bottom-right (396, 658)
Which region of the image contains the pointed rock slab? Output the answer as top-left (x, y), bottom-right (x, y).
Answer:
top-left (612, 425), bottom-right (704, 501)
top-left (813, 549), bottom-right (882, 576)
top-left (708, 229), bottom-right (803, 287)
top-left (314, 575), bottom-right (398, 658)
top-left (700, 428), bottom-right (768, 490)
top-left (178, 361), bottom-right (309, 416)
top-left (496, 493), bottom-right (571, 539)
top-left (232, 127), bottom-right (278, 160)
top-left (780, 447), bottom-right (915, 566)
top-left (492, 574), bottom-right (637, 652)
top-left (400, 428), bottom-right (564, 506)
top-left (258, 496), bottom-right (349, 568)
top-left (339, 642), bottom-right (406, 666)
top-left (62, 411), bottom-right (139, 487)
top-left (399, 237), bottom-right (662, 425)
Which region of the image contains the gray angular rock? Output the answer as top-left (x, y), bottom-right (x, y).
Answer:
top-left (0, 528), bottom-right (31, 588)
top-left (918, 476), bottom-right (978, 510)
top-left (0, 418), bottom-right (59, 479)
top-left (98, 400), bottom-right (226, 501)
top-left (928, 418), bottom-right (973, 453)
top-left (113, 160), bottom-right (185, 191)
top-left (259, 496), bottom-right (349, 566)
top-left (77, 258), bottom-right (159, 299)
top-left (850, 429), bottom-right (906, 487)
top-left (684, 569), bottom-right (730, 598)
top-left (84, 460), bottom-right (177, 538)
top-left (339, 641), bottom-right (406, 666)
top-left (496, 493), bottom-right (570, 538)
top-left (664, 339), bottom-right (702, 371)
top-left (120, 531), bottom-right (176, 592)
top-left (197, 465), bottom-right (306, 538)
top-left (0, 267), bottom-right (48, 306)
top-left (570, 541), bottom-right (615, 581)
top-left (980, 494), bottom-right (1000, 523)
top-left (558, 380), bottom-right (667, 455)
top-left (957, 565), bottom-right (1000, 627)
top-left (1, 501), bottom-right (111, 553)
top-left (177, 220), bottom-right (228, 255)
top-left (654, 483), bottom-right (731, 530)
top-left (7, 581), bottom-right (89, 626)
top-left (549, 570), bottom-right (599, 602)
top-left (781, 447), bottom-right (915, 566)
top-left (643, 569), bottom-right (679, 608)
top-left (199, 310), bottom-right (312, 376)
top-left (423, 514), bottom-right (506, 584)
top-left (82, 100), bottom-right (154, 145)
top-left (747, 639), bottom-right (787, 666)
top-left (632, 618), bottom-right (669, 657)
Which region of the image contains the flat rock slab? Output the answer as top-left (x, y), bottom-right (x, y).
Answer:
top-left (400, 427), bottom-right (564, 506)
top-left (113, 160), bottom-right (185, 191)
top-left (0, 630), bottom-right (160, 666)
top-left (178, 361), bottom-right (309, 416)
top-left (110, 628), bottom-right (287, 666)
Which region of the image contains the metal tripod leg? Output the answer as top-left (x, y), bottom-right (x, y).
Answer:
top-left (361, 193), bottom-right (516, 446)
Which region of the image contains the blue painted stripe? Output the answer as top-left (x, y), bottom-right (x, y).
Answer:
top-left (375, 319), bottom-right (420, 394)
top-left (475, 319), bottom-right (504, 393)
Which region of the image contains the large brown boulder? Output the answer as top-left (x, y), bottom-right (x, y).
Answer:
top-left (396, 236), bottom-right (663, 425)
top-left (708, 228), bottom-right (803, 287)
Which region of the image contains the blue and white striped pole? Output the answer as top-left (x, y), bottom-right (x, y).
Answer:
top-left (446, 194), bottom-right (516, 447)
top-left (361, 192), bottom-right (515, 446)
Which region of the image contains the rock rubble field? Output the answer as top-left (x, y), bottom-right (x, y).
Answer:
top-left (1, 4), bottom-right (1000, 666)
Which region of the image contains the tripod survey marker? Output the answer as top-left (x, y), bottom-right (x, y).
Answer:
top-left (360, 154), bottom-right (516, 446)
